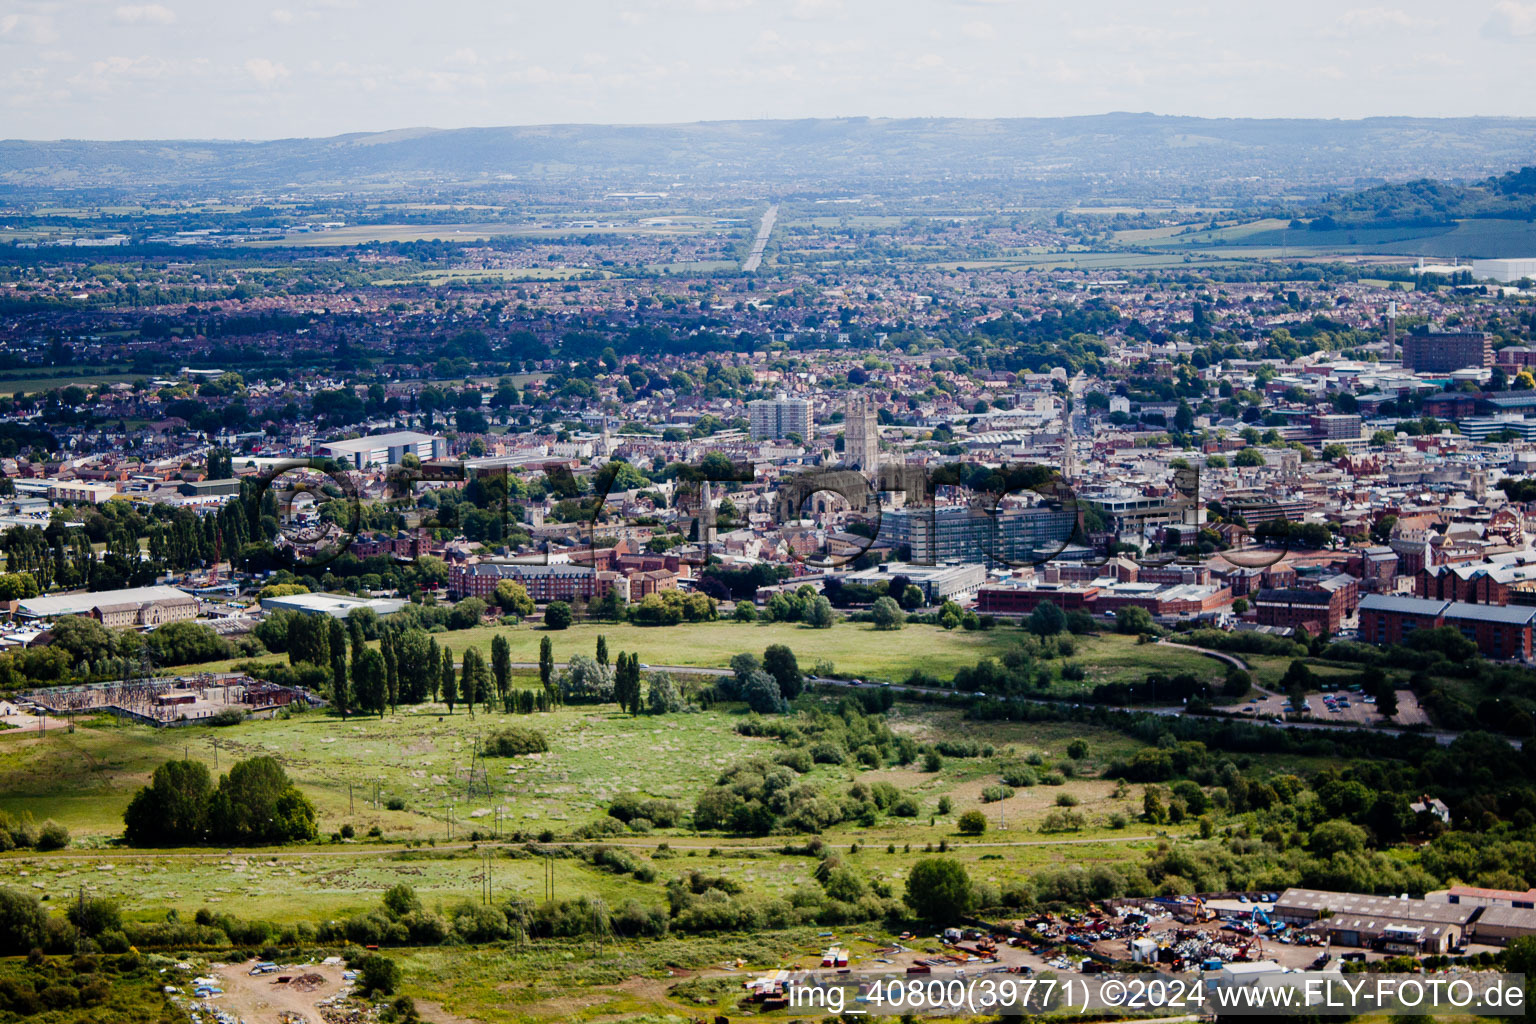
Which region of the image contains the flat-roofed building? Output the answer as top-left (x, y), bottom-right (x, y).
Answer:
top-left (48, 481), bottom-right (120, 505)
top-left (977, 579), bottom-right (1100, 615)
top-left (842, 560), bottom-right (986, 603)
top-left (315, 431), bottom-right (445, 469)
top-left (1273, 887), bottom-right (1475, 954)
top-left (1401, 331), bottom-right (1493, 373)
top-left (881, 505), bottom-right (1077, 567)
top-left (259, 593), bottom-right (406, 619)
top-left (747, 394), bottom-right (814, 442)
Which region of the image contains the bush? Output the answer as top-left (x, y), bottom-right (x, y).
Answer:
top-left (607, 793), bottom-right (684, 828)
top-left (1000, 766), bottom-right (1037, 787)
top-left (957, 810), bottom-right (987, 835)
top-left (980, 785), bottom-right (1014, 803)
top-left (355, 952), bottom-right (402, 996)
top-left (1040, 808), bottom-right (1086, 832)
top-left (35, 821), bottom-right (69, 851)
top-left (775, 749), bottom-right (813, 773)
top-left (483, 728), bottom-right (549, 756)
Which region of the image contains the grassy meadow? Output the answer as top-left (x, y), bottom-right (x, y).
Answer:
top-left (0, 687), bottom-right (1214, 928)
top-left (173, 618), bottom-right (1227, 693)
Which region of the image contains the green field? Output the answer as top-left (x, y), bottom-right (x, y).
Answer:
top-left (175, 621), bottom-right (1226, 697)
top-left (1143, 215), bottom-right (1536, 259)
top-left (0, 620), bottom-right (1343, 1024)
top-left (0, 370), bottom-right (147, 395)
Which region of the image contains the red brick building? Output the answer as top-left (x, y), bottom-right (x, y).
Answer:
top-left (1360, 594), bottom-right (1536, 661)
top-left (1253, 586), bottom-right (1347, 634)
top-left (976, 582), bottom-right (1100, 615)
top-left (450, 562), bottom-right (626, 603)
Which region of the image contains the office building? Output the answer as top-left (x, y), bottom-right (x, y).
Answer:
top-left (881, 505), bottom-right (1078, 566)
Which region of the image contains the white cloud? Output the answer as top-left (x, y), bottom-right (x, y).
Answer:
top-left (0, 13), bottom-right (59, 45)
top-left (270, 8), bottom-right (294, 24)
top-left (790, 0), bottom-right (841, 18)
top-left (1332, 6), bottom-right (1435, 33)
top-left (1484, 0), bottom-right (1536, 36)
top-left (960, 19), bottom-right (994, 38)
top-left (114, 5), bottom-right (178, 25)
top-left (244, 57), bottom-right (290, 85)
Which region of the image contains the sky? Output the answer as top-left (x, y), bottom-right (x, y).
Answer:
top-left (2, 0), bottom-right (1535, 140)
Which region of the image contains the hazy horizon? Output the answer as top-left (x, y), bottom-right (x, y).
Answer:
top-left (11, 109), bottom-right (1536, 146)
top-left (4, 0), bottom-right (1535, 140)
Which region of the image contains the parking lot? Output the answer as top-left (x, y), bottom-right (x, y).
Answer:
top-left (1234, 687), bottom-right (1428, 727)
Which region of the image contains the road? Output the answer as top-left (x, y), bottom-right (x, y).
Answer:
top-left (742, 203), bottom-right (778, 272)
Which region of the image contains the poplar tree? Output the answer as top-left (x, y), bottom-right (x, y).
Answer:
top-left (441, 646), bottom-right (457, 713)
top-left (491, 634), bottom-right (512, 712)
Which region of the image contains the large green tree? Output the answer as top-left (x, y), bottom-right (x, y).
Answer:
top-left (762, 644), bottom-right (803, 699)
top-left (352, 647), bottom-right (387, 718)
top-left (123, 759), bottom-right (212, 846)
top-left (203, 756), bottom-right (317, 845)
top-left (904, 857), bottom-right (974, 921)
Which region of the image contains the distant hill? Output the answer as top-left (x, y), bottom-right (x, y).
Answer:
top-left (4, 115), bottom-right (1536, 203)
top-left (1301, 165), bottom-right (1536, 229)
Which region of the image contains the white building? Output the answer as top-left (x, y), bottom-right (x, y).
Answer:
top-left (315, 431), bottom-right (445, 469)
top-left (748, 394), bottom-right (814, 442)
top-left (260, 593), bottom-right (406, 619)
top-left (1471, 258), bottom-right (1536, 284)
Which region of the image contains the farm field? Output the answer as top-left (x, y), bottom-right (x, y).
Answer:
top-left (1141, 215), bottom-right (1536, 259)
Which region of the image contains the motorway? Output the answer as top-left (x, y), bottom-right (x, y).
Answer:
top-left (742, 203), bottom-right (778, 272)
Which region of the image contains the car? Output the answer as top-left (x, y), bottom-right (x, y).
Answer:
top-left (1238, 895), bottom-right (1250, 903)
top-left (1329, 707), bottom-right (1342, 713)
